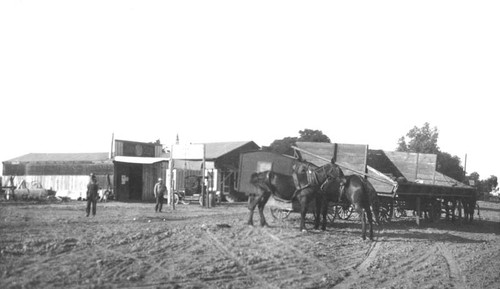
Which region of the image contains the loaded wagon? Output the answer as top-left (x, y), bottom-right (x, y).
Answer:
top-left (238, 142), bottom-right (476, 227)
top-left (237, 143), bottom-right (398, 226)
top-left (368, 150), bottom-right (477, 225)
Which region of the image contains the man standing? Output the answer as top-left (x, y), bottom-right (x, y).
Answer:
top-left (86, 173), bottom-right (99, 217)
top-left (154, 178), bottom-right (166, 212)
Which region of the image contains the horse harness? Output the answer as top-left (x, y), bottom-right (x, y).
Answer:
top-left (292, 163), bottom-right (337, 198)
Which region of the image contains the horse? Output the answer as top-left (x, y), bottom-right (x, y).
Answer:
top-left (247, 161), bottom-right (341, 231)
top-left (338, 174), bottom-right (380, 240)
top-left (291, 161), bottom-right (343, 232)
top-left (247, 171), bottom-right (296, 227)
top-left (461, 196), bottom-right (477, 222)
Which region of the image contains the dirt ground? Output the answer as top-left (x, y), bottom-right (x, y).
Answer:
top-left (1, 199), bottom-right (499, 289)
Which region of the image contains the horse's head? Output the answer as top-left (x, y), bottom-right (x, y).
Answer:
top-left (292, 162), bottom-right (312, 187)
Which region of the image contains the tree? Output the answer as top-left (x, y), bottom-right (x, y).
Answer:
top-left (298, 129), bottom-right (331, 143)
top-left (468, 172), bottom-right (480, 187)
top-left (267, 137), bottom-right (298, 156)
top-left (267, 129), bottom-right (331, 156)
top-left (437, 152), bottom-right (464, 181)
top-left (483, 175), bottom-right (498, 192)
top-left (396, 122), bottom-right (439, 154)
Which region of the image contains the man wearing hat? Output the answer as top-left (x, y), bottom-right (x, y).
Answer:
top-left (86, 173), bottom-right (99, 217)
top-left (154, 178), bottom-right (167, 212)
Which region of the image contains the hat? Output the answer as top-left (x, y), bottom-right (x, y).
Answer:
top-left (158, 178), bottom-right (163, 182)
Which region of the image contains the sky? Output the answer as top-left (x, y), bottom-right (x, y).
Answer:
top-left (0, 1), bottom-right (499, 181)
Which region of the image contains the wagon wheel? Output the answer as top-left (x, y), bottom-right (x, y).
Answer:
top-left (269, 207), bottom-right (292, 220)
top-left (378, 202), bottom-right (393, 223)
top-left (337, 204), bottom-right (353, 220)
top-left (173, 193), bottom-right (179, 205)
top-left (327, 204), bottom-right (336, 223)
top-left (394, 201), bottom-right (407, 218)
top-left (394, 207), bottom-right (403, 218)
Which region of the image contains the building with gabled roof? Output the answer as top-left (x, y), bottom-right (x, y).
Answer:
top-left (2, 152), bottom-right (113, 200)
top-left (2, 140), bottom-right (260, 202)
top-left (170, 141), bottom-right (260, 201)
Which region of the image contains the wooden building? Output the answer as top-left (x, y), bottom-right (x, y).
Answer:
top-left (2, 152), bottom-right (113, 199)
top-left (113, 139), bottom-right (168, 202)
top-left (171, 141), bottom-right (260, 201)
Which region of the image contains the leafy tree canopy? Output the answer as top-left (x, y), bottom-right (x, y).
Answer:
top-left (469, 172), bottom-right (498, 193)
top-left (298, 129), bottom-right (331, 143)
top-left (267, 129), bottom-right (330, 156)
top-left (397, 122), bottom-right (439, 154)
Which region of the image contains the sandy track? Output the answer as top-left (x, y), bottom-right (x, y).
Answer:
top-left (0, 200), bottom-right (499, 288)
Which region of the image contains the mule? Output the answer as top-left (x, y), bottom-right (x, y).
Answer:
top-left (291, 161), bottom-right (343, 232)
top-left (339, 174), bottom-right (380, 240)
top-left (247, 171), bottom-right (295, 227)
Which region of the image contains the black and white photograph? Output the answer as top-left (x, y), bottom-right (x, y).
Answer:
top-left (1, 1), bottom-right (499, 288)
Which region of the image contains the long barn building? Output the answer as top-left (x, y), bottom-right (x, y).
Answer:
top-left (2, 152), bottom-right (114, 199)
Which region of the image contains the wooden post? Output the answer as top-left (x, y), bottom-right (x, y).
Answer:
top-left (168, 145), bottom-right (175, 210)
top-left (415, 153), bottom-right (420, 181)
top-left (203, 144), bottom-right (209, 208)
top-left (416, 196), bottom-right (421, 226)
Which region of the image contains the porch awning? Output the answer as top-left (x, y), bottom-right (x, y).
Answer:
top-left (113, 156), bottom-right (169, 164)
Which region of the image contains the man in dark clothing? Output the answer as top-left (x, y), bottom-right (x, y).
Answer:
top-left (86, 173), bottom-right (99, 217)
top-left (154, 178), bottom-right (166, 212)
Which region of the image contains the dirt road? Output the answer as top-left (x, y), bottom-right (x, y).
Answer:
top-left (1, 200), bottom-right (499, 288)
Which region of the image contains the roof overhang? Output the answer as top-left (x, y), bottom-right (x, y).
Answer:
top-left (113, 156), bottom-right (169, 165)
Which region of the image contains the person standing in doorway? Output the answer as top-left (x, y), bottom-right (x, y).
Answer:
top-left (154, 178), bottom-right (166, 212)
top-left (86, 173), bottom-right (99, 217)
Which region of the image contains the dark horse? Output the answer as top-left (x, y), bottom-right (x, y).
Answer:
top-left (247, 161), bottom-right (341, 231)
top-left (292, 161), bottom-right (343, 232)
top-left (338, 174), bottom-right (380, 240)
top-left (247, 171), bottom-right (296, 227)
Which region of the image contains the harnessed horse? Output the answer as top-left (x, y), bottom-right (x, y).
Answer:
top-left (292, 161), bottom-right (343, 232)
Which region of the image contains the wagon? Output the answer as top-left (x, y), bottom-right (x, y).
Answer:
top-left (368, 150), bottom-right (477, 225)
top-left (291, 143), bottom-right (398, 223)
top-left (238, 143), bottom-right (395, 227)
top-left (239, 143), bottom-right (476, 227)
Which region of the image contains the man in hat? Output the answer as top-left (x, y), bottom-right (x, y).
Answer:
top-left (154, 178), bottom-right (166, 212)
top-left (86, 173), bottom-right (99, 217)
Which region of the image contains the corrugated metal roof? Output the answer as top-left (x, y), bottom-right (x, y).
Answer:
top-left (4, 153), bottom-right (110, 163)
top-left (203, 141), bottom-right (258, 159)
top-left (113, 156), bottom-right (169, 164)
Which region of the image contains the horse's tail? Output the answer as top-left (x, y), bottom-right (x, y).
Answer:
top-left (360, 177), bottom-right (380, 224)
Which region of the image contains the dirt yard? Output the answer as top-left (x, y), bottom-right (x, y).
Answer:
top-left (1, 199), bottom-right (499, 289)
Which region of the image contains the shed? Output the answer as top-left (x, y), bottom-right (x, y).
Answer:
top-left (113, 139), bottom-right (168, 202)
top-left (171, 141), bottom-right (260, 200)
top-left (2, 152), bottom-right (113, 199)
